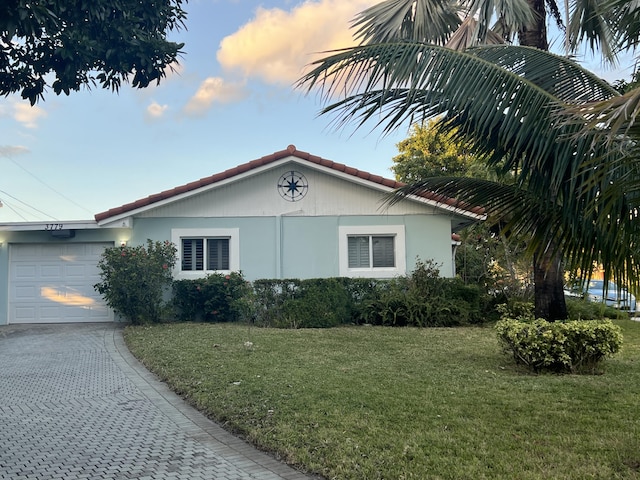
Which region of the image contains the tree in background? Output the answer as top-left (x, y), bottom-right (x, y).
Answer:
top-left (0, 0), bottom-right (187, 104)
top-left (392, 120), bottom-right (531, 297)
top-left (392, 122), bottom-right (476, 181)
top-left (298, 0), bottom-right (638, 321)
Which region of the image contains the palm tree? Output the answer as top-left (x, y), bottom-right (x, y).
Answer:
top-left (297, 0), bottom-right (638, 320)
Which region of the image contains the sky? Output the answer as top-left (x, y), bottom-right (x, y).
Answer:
top-left (0, 0), bottom-right (636, 223)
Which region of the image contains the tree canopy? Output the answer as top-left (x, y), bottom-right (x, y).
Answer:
top-left (392, 121), bottom-right (478, 181)
top-left (0, 0), bottom-right (187, 104)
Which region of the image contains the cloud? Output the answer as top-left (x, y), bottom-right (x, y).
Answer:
top-left (13, 102), bottom-right (47, 128)
top-left (183, 77), bottom-right (248, 116)
top-left (146, 101), bottom-right (169, 121)
top-left (217, 0), bottom-right (376, 85)
top-left (0, 145), bottom-right (30, 157)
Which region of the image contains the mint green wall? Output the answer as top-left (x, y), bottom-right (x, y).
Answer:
top-left (0, 228), bottom-right (127, 325)
top-left (281, 217), bottom-right (339, 279)
top-left (130, 217), bottom-right (278, 280)
top-left (130, 214), bottom-right (453, 281)
top-left (403, 214), bottom-right (453, 273)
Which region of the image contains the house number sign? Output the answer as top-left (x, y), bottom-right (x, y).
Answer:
top-left (44, 223), bottom-right (65, 231)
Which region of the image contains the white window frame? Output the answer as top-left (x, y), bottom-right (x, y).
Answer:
top-left (339, 225), bottom-right (406, 278)
top-left (171, 228), bottom-right (239, 279)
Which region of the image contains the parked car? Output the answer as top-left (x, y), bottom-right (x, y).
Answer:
top-left (567, 280), bottom-right (637, 313)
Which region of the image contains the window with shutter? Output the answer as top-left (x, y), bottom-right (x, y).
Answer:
top-left (181, 238), bottom-right (229, 271)
top-left (172, 228), bottom-right (239, 279)
top-left (207, 238), bottom-right (230, 270)
top-left (339, 226), bottom-right (406, 278)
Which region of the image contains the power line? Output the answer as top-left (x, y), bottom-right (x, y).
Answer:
top-left (1, 152), bottom-right (94, 216)
top-left (0, 189), bottom-right (58, 221)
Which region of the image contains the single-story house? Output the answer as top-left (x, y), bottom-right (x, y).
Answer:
top-left (0, 145), bottom-right (484, 325)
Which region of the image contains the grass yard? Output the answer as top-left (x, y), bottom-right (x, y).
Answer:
top-left (124, 320), bottom-right (640, 480)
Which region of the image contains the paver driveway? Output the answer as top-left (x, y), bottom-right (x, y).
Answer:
top-left (0, 323), bottom-right (314, 480)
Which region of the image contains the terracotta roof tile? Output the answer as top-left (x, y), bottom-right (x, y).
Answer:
top-left (95, 145), bottom-right (482, 222)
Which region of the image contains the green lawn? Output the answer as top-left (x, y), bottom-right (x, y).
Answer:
top-left (124, 320), bottom-right (640, 480)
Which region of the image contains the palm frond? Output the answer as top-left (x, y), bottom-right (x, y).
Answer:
top-left (297, 43), bottom-right (616, 193)
top-left (445, 17), bottom-right (506, 49)
top-left (351, 0), bottom-right (461, 45)
top-left (568, 0), bottom-right (616, 61)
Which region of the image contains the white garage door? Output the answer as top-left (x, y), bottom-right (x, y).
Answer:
top-left (9, 243), bottom-right (114, 324)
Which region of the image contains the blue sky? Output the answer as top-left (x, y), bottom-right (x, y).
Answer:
top-left (0, 0), bottom-right (635, 222)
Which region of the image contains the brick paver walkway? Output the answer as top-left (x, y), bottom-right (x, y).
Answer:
top-left (0, 323), bottom-right (316, 480)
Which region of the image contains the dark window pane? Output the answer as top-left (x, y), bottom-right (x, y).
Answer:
top-left (207, 238), bottom-right (230, 270)
top-left (372, 236), bottom-right (394, 267)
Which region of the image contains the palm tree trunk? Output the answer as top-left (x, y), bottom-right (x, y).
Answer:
top-left (519, 0), bottom-right (549, 50)
top-left (534, 247), bottom-right (568, 321)
top-left (520, 0), bottom-right (568, 321)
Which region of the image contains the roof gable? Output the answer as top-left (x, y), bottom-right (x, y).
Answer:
top-left (95, 145), bottom-right (484, 224)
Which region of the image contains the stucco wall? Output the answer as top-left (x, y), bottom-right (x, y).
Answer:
top-left (129, 214), bottom-right (453, 281)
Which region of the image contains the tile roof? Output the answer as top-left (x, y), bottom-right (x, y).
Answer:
top-left (95, 145), bottom-right (484, 222)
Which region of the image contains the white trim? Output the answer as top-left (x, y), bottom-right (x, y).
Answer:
top-left (171, 228), bottom-right (239, 279)
top-left (0, 220), bottom-right (101, 231)
top-left (339, 225), bottom-right (406, 278)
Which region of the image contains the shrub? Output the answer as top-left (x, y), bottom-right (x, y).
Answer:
top-left (566, 297), bottom-right (627, 320)
top-left (94, 240), bottom-right (177, 324)
top-left (495, 318), bottom-right (623, 374)
top-left (251, 278), bottom-right (352, 328)
top-left (172, 272), bottom-right (249, 322)
top-left (358, 260), bottom-right (488, 327)
top-left (169, 260), bottom-right (492, 328)
top-left (496, 300), bottom-right (535, 322)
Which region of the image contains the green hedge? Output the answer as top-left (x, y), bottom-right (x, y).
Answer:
top-left (172, 272), bottom-right (249, 322)
top-left (496, 319), bottom-right (623, 374)
top-left (172, 261), bottom-right (491, 328)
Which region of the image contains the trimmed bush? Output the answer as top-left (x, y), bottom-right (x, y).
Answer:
top-left (250, 278), bottom-right (352, 328)
top-left (496, 319), bottom-right (623, 374)
top-left (172, 272), bottom-right (249, 322)
top-left (170, 260), bottom-right (492, 328)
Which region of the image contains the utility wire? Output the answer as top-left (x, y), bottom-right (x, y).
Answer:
top-left (1, 200), bottom-right (29, 221)
top-left (0, 188), bottom-right (58, 220)
top-left (1, 153), bottom-right (94, 216)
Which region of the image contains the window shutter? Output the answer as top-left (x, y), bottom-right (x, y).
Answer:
top-left (182, 239), bottom-right (204, 271)
top-left (372, 236), bottom-right (394, 267)
top-left (182, 240), bottom-right (192, 270)
top-left (195, 239), bottom-right (204, 270)
top-left (207, 238), bottom-right (230, 270)
top-left (348, 236), bottom-right (370, 268)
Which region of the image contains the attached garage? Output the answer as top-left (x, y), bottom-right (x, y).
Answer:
top-left (8, 243), bottom-right (114, 324)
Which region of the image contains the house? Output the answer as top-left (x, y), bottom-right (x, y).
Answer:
top-left (0, 145), bottom-right (484, 325)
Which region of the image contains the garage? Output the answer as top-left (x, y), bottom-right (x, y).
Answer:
top-left (8, 243), bottom-right (114, 324)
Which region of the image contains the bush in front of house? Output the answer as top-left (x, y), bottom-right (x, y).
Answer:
top-left (495, 318), bottom-right (623, 374)
top-left (94, 239), bottom-right (177, 324)
top-left (357, 260), bottom-right (486, 327)
top-left (170, 262), bottom-right (490, 328)
top-left (249, 278), bottom-right (352, 328)
top-left (172, 272), bottom-right (249, 322)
